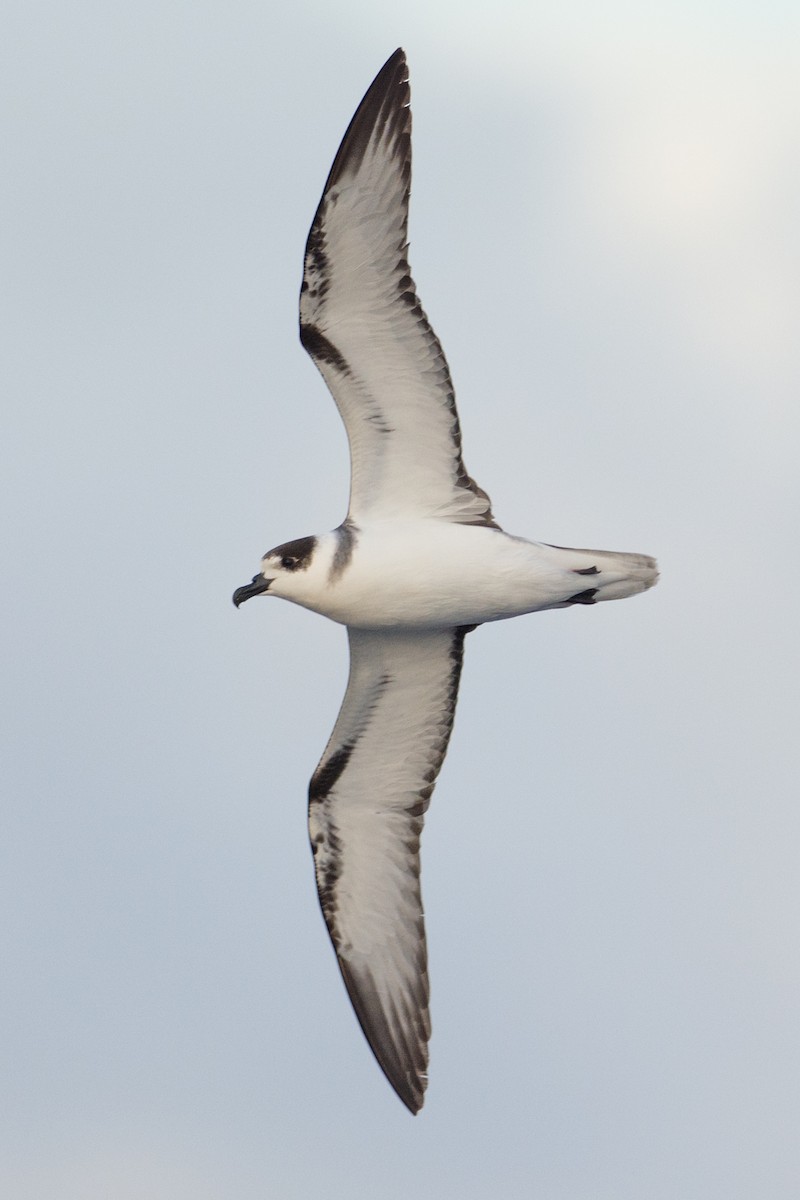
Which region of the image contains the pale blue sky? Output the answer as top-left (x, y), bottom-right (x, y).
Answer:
top-left (2, 2), bottom-right (799, 1197)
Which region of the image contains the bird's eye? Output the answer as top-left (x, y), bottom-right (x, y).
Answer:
top-left (281, 555), bottom-right (298, 569)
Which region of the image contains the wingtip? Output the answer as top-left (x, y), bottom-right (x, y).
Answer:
top-left (400, 1089), bottom-right (424, 1116)
top-left (382, 47), bottom-right (407, 74)
top-left (388, 1063), bottom-right (427, 1115)
top-left (335, 954), bottom-right (430, 1115)
top-left (320, 47), bottom-right (411, 195)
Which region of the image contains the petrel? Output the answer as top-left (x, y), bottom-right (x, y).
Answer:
top-left (233, 48), bottom-right (657, 1113)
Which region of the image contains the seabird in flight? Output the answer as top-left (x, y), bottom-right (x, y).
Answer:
top-left (233, 48), bottom-right (657, 1113)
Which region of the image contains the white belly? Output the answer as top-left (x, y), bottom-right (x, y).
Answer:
top-left (311, 522), bottom-right (583, 629)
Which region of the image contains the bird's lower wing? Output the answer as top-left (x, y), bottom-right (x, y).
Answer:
top-left (308, 624), bottom-right (472, 1112)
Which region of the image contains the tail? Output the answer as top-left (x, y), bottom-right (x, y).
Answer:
top-left (547, 544), bottom-right (659, 606)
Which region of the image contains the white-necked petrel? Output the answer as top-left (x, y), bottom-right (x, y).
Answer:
top-left (234, 48), bottom-right (657, 1113)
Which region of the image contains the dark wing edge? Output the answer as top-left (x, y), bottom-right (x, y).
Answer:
top-left (308, 625), bottom-right (474, 1113)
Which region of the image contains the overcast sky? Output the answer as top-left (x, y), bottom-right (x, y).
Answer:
top-left (3, 2), bottom-right (799, 1197)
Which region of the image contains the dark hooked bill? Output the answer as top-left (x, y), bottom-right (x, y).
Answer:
top-left (232, 575), bottom-right (272, 607)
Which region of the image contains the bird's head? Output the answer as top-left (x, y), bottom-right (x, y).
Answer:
top-left (232, 535), bottom-right (321, 608)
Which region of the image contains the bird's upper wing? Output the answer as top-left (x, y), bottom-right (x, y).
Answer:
top-left (299, 48), bottom-right (497, 528)
top-left (308, 624), bottom-right (472, 1113)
